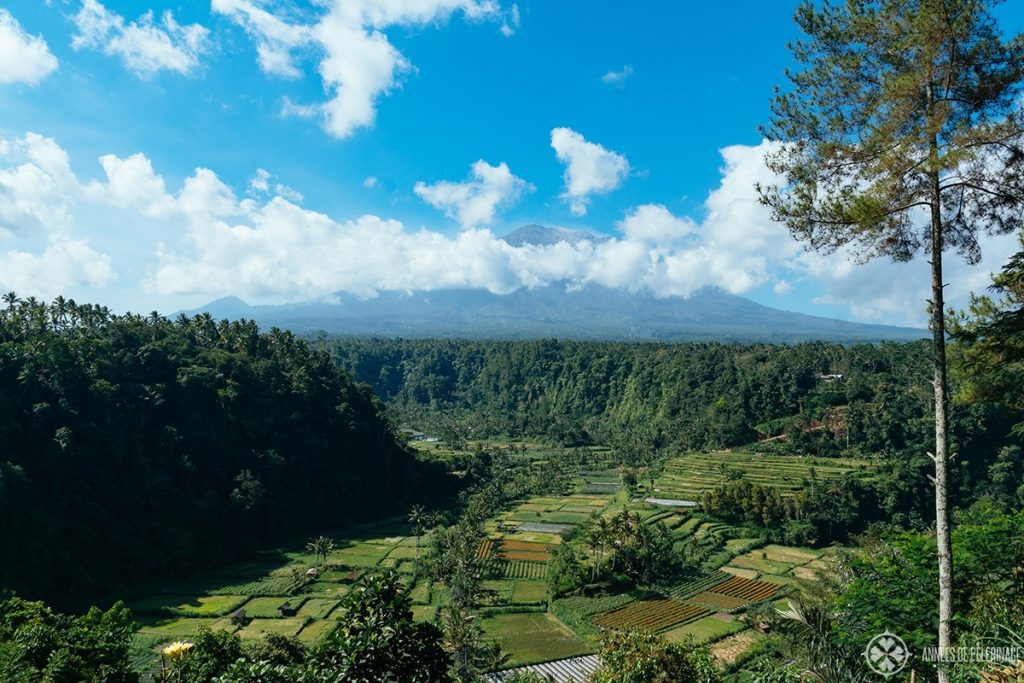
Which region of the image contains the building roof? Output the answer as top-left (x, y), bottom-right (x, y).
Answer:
top-left (487, 654), bottom-right (601, 683)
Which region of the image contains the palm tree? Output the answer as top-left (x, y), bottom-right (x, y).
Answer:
top-left (306, 536), bottom-right (335, 568)
top-left (408, 505), bottom-right (426, 566)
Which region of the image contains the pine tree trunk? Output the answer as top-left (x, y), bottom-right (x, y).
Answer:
top-left (930, 169), bottom-right (953, 683)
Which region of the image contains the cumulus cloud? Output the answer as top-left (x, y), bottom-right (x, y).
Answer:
top-left (618, 204), bottom-right (695, 244)
top-left (363, 176), bottom-right (379, 188)
top-left (0, 133), bottom-right (115, 297)
top-left (550, 127), bottom-right (630, 215)
top-left (0, 9), bottom-right (58, 85)
top-left (0, 133), bottom-right (78, 235)
top-left (213, 0), bottom-right (514, 138)
top-left (414, 160), bottom-right (532, 228)
top-left (773, 280), bottom-right (794, 295)
top-left (600, 64), bottom-right (633, 87)
top-left (0, 238), bottom-right (115, 298)
top-left (71, 0), bottom-right (210, 78)
top-left (1, 131), bottom-right (1014, 326)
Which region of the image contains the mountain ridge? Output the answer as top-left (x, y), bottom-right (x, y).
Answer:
top-left (179, 285), bottom-right (925, 343)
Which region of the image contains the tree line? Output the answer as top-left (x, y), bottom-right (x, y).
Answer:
top-left (0, 295), bottom-right (449, 608)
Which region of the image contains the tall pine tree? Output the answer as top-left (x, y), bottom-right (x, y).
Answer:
top-left (759, 1), bottom-right (1024, 677)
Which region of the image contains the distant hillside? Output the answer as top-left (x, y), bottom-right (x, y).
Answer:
top-left (180, 285), bottom-right (924, 343)
top-left (501, 224), bottom-right (609, 247)
top-left (177, 224), bottom-right (924, 343)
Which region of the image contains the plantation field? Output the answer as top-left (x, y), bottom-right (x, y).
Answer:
top-left (480, 612), bottom-right (591, 666)
top-left (664, 614), bottom-right (746, 644)
top-left (592, 599), bottom-right (710, 632)
top-left (117, 437), bottom-right (841, 677)
top-left (654, 451), bottom-right (874, 500)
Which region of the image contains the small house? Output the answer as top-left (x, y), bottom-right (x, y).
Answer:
top-left (278, 601), bottom-right (297, 617)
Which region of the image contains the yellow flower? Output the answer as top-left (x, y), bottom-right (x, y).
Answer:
top-left (162, 641), bottom-right (194, 659)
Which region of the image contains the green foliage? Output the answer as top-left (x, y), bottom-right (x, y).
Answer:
top-left (310, 571), bottom-right (450, 682)
top-left (177, 627), bottom-right (244, 683)
top-left (0, 297), bottom-right (447, 605)
top-left (590, 629), bottom-right (719, 683)
top-left (832, 505), bottom-right (1024, 653)
top-left (329, 338), bottom-right (932, 451)
top-left (0, 596), bottom-right (137, 682)
top-left (760, 0), bottom-right (1024, 263)
top-left (545, 543), bottom-right (587, 598)
top-left (951, 235), bottom-right (1024, 436)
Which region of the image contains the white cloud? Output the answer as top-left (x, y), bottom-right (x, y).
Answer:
top-left (247, 168), bottom-right (302, 202)
top-left (363, 175), bottom-right (379, 188)
top-left (414, 160), bottom-right (532, 228)
top-left (500, 3), bottom-right (520, 37)
top-left (1, 131), bottom-right (1014, 327)
top-left (550, 127), bottom-right (630, 216)
top-left (0, 133), bottom-right (115, 298)
top-left (600, 64), bottom-right (633, 87)
top-left (0, 133), bottom-right (78, 235)
top-left (618, 204), bottom-right (695, 244)
top-left (87, 153), bottom-right (176, 217)
top-left (71, 0), bottom-right (210, 78)
top-left (0, 238), bottom-right (115, 298)
top-left (210, 0), bottom-right (308, 78)
top-left (0, 9), bottom-right (58, 85)
top-left (214, 0), bottom-right (513, 139)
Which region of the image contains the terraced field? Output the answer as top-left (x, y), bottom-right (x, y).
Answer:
top-left (709, 576), bottom-right (779, 602)
top-left (666, 570), bottom-right (731, 599)
top-left (592, 599), bottom-right (710, 632)
top-left (655, 451), bottom-right (874, 500)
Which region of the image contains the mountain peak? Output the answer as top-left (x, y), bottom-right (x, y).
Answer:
top-left (502, 224), bottom-right (608, 247)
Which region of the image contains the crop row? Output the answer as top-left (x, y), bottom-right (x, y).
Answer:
top-left (492, 560), bottom-right (549, 580)
top-left (688, 591), bottom-right (746, 610)
top-left (210, 576), bottom-right (303, 596)
top-left (710, 577), bottom-right (779, 601)
top-left (666, 570), bottom-right (731, 599)
top-left (501, 550), bottom-right (550, 562)
top-left (592, 599), bottom-right (710, 632)
top-left (476, 539), bottom-right (497, 560)
top-left (500, 540), bottom-right (552, 554)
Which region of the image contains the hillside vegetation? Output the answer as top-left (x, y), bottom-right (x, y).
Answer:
top-left (0, 297), bottom-right (445, 607)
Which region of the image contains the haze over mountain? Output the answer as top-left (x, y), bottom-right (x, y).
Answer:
top-left (179, 226), bottom-right (924, 343)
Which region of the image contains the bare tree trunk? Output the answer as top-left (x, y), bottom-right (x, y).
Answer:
top-left (930, 167), bottom-right (953, 683)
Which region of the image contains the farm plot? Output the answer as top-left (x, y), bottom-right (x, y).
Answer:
top-left (664, 615), bottom-right (746, 645)
top-left (666, 570), bottom-right (731, 600)
top-left (510, 581), bottom-right (548, 604)
top-left (493, 560), bottom-right (548, 580)
top-left (656, 452), bottom-right (874, 501)
top-left (688, 591), bottom-right (746, 611)
top-left (237, 596), bottom-right (303, 618)
top-left (708, 577), bottom-right (779, 603)
top-left (236, 617), bottom-right (306, 639)
top-left (728, 553), bottom-right (794, 575)
top-left (592, 599), bottom-right (710, 632)
top-left (481, 612), bottom-right (592, 667)
top-left (477, 539), bottom-right (497, 560)
top-left (499, 540), bottom-right (553, 562)
top-left (296, 619), bottom-right (337, 645)
top-left (516, 522), bottom-right (574, 535)
top-left (297, 598), bottom-right (340, 619)
top-left (126, 594), bottom-right (247, 618)
top-left (210, 576), bottom-right (302, 597)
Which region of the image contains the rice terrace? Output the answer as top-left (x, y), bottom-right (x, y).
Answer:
top-left (109, 438), bottom-right (846, 676)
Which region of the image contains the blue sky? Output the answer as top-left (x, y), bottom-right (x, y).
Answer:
top-left (1, 0), bottom-right (1023, 325)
